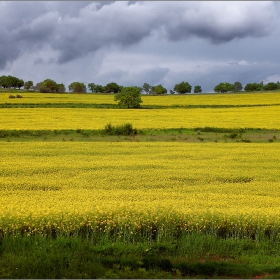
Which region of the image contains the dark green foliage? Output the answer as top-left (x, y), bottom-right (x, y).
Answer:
top-left (194, 127), bottom-right (246, 133)
top-left (244, 82), bottom-right (263, 92)
top-left (152, 84), bottom-right (167, 95)
top-left (88, 83), bottom-right (96, 93)
top-left (142, 83), bottom-right (152, 94)
top-left (1, 235), bottom-right (280, 278)
top-left (56, 83), bottom-right (66, 93)
top-left (95, 84), bottom-right (104, 93)
top-left (194, 85), bottom-right (202, 93)
top-left (114, 86), bottom-right (142, 108)
top-left (24, 80), bottom-right (33, 90)
top-left (241, 139), bottom-right (252, 143)
top-left (233, 81), bottom-right (243, 92)
top-left (68, 82), bottom-right (86, 93)
top-left (174, 81), bottom-right (192, 94)
top-left (104, 123), bottom-right (137, 136)
top-left (104, 82), bottom-right (121, 93)
top-left (88, 83), bottom-right (104, 93)
top-left (0, 75), bottom-right (24, 89)
top-left (35, 79), bottom-right (66, 93)
top-left (214, 82), bottom-right (235, 93)
top-left (263, 82), bottom-right (280, 91)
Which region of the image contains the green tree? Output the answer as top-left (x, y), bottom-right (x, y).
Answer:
top-left (95, 85), bottom-right (104, 93)
top-left (104, 82), bottom-right (121, 93)
top-left (16, 79), bottom-right (24, 89)
top-left (194, 85), bottom-right (202, 93)
top-left (263, 82), bottom-right (279, 91)
top-left (43, 79), bottom-right (57, 92)
top-left (1, 75), bottom-right (15, 88)
top-left (88, 83), bottom-right (96, 93)
top-left (35, 82), bottom-right (48, 93)
top-left (214, 82), bottom-right (235, 93)
top-left (233, 81), bottom-right (243, 92)
top-left (0, 76), bottom-right (5, 88)
top-left (56, 83), bottom-right (66, 93)
top-left (244, 83), bottom-right (263, 92)
top-left (114, 86), bottom-right (142, 108)
top-left (24, 81), bottom-right (33, 90)
top-left (152, 84), bottom-right (167, 95)
top-left (174, 81), bottom-right (192, 94)
top-left (142, 83), bottom-right (152, 94)
top-left (68, 82), bottom-right (86, 93)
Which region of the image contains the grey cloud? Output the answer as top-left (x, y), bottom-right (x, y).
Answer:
top-left (161, 2), bottom-right (279, 43)
top-left (50, 1), bottom-right (279, 63)
top-left (0, 1), bottom-right (279, 70)
top-left (124, 67), bottom-right (170, 87)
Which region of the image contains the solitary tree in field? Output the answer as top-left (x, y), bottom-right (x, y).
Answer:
top-left (114, 86), bottom-right (142, 108)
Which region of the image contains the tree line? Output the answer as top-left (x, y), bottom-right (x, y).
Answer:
top-left (1, 75), bottom-right (280, 94)
top-left (214, 81), bottom-right (280, 93)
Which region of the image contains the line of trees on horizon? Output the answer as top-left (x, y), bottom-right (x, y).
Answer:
top-left (1, 75), bottom-right (280, 94)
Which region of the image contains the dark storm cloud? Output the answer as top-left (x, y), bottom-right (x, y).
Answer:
top-left (162, 2), bottom-right (279, 44)
top-left (0, 1), bottom-right (279, 69)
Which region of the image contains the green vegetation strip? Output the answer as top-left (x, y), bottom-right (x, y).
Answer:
top-left (1, 102), bottom-right (280, 109)
top-left (1, 234), bottom-right (280, 278)
top-left (0, 126), bottom-right (279, 143)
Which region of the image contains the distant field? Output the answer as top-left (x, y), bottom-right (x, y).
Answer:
top-left (0, 106), bottom-right (279, 130)
top-left (1, 91), bottom-right (280, 106)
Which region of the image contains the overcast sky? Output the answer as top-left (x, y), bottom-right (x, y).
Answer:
top-left (1, 1), bottom-right (280, 93)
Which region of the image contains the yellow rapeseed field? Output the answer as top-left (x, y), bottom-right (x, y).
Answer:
top-left (1, 142), bottom-right (280, 239)
top-left (0, 106), bottom-right (279, 130)
top-left (1, 92), bottom-right (280, 240)
top-left (1, 91), bottom-right (280, 106)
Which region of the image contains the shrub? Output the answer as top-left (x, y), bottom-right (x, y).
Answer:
top-left (104, 123), bottom-right (137, 136)
top-left (9, 95), bottom-right (16, 98)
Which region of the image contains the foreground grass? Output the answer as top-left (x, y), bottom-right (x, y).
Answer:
top-left (1, 234), bottom-right (280, 278)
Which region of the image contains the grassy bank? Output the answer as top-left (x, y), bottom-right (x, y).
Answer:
top-left (0, 127), bottom-right (279, 143)
top-left (1, 234), bottom-right (280, 278)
